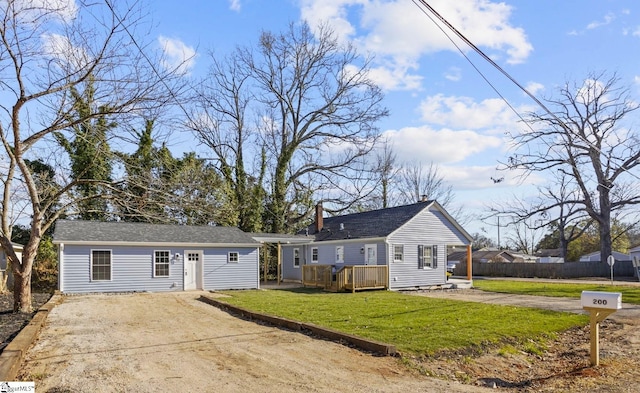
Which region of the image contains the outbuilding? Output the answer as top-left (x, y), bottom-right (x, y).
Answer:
top-left (53, 220), bottom-right (260, 294)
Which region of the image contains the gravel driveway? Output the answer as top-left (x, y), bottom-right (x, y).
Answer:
top-left (18, 291), bottom-right (490, 393)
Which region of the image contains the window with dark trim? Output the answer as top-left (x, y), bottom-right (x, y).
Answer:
top-left (311, 247), bottom-right (318, 263)
top-left (154, 250), bottom-right (170, 277)
top-left (92, 250), bottom-right (111, 281)
top-left (418, 245), bottom-right (438, 269)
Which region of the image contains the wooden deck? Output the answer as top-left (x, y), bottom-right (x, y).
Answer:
top-left (302, 265), bottom-right (388, 293)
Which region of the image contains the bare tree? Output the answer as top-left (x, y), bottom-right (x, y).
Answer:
top-left (374, 139), bottom-right (401, 209)
top-left (0, 1), bottom-right (182, 311)
top-left (503, 73), bottom-right (640, 263)
top-left (188, 51), bottom-right (266, 232)
top-left (505, 218), bottom-right (545, 255)
top-left (191, 22), bottom-right (388, 233)
top-left (491, 171), bottom-right (593, 261)
top-left (398, 161), bottom-right (454, 207)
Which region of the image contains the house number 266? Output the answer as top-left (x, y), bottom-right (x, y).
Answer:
top-left (592, 299), bottom-right (608, 305)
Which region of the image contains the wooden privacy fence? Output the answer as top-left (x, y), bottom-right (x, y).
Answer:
top-left (303, 265), bottom-right (388, 293)
top-left (454, 260), bottom-right (637, 279)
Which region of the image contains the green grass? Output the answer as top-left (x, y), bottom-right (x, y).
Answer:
top-left (473, 280), bottom-right (640, 304)
top-left (219, 288), bottom-right (586, 355)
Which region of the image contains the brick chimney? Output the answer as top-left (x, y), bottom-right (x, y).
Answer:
top-left (315, 202), bottom-right (324, 233)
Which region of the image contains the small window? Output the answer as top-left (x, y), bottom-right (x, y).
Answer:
top-left (311, 247), bottom-right (318, 263)
top-left (393, 245), bottom-right (404, 262)
top-left (293, 248), bottom-right (300, 268)
top-left (418, 245), bottom-right (437, 269)
top-left (154, 250), bottom-right (170, 277)
top-left (228, 252), bottom-right (239, 263)
top-left (336, 246), bottom-right (344, 263)
top-left (91, 250), bottom-right (111, 281)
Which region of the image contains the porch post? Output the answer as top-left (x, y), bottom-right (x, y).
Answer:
top-left (277, 242), bottom-right (282, 285)
top-left (263, 243), bottom-right (268, 284)
top-left (466, 244), bottom-right (472, 280)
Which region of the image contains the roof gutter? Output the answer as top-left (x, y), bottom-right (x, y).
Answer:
top-left (52, 240), bottom-right (260, 248)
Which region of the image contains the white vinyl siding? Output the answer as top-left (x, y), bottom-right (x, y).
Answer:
top-left (202, 248), bottom-right (259, 290)
top-left (387, 206), bottom-right (466, 289)
top-left (60, 245), bottom-right (259, 294)
top-left (91, 250), bottom-right (111, 281)
top-left (154, 250), bottom-right (170, 277)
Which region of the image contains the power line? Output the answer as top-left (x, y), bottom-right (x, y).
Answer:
top-left (412, 0), bottom-right (640, 182)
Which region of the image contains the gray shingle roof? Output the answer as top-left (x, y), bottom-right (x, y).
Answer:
top-left (305, 201), bottom-right (433, 241)
top-left (53, 220), bottom-right (258, 245)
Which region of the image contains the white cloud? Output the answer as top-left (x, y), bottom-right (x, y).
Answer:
top-left (525, 82), bottom-right (544, 96)
top-left (444, 67), bottom-right (462, 82)
top-left (158, 36), bottom-right (197, 75)
top-left (364, 64), bottom-right (422, 91)
top-left (14, 0), bottom-right (78, 23)
top-left (586, 12), bottom-right (615, 30)
top-left (229, 0), bottom-right (241, 12)
top-left (299, 0), bottom-right (533, 91)
top-left (635, 76), bottom-right (640, 85)
top-left (634, 27), bottom-right (640, 37)
top-left (382, 126), bottom-right (502, 164)
top-left (418, 94), bottom-right (527, 131)
top-left (41, 33), bottom-right (89, 70)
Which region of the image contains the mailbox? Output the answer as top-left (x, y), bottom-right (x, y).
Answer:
top-left (581, 291), bottom-right (622, 310)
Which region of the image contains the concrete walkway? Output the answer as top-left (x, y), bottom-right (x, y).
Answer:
top-left (472, 276), bottom-right (640, 287)
top-left (413, 288), bottom-right (640, 325)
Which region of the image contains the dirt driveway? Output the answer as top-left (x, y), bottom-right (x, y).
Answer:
top-left (19, 291), bottom-right (490, 393)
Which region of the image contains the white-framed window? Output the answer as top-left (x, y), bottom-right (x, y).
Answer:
top-left (91, 249), bottom-right (112, 281)
top-left (154, 250), bottom-right (170, 277)
top-left (293, 248), bottom-right (300, 268)
top-left (418, 245), bottom-right (438, 269)
top-left (393, 244), bottom-right (404, 262)
top-left (228, 251), bottom-right (239, 263)
top-left (311, 247), bottom-right (318, 263)
top-left (336, 246), bottom-right (344, 263)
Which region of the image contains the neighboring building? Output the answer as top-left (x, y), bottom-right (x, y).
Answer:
top-left (281, 201), bottom-right (472, 290)
top-left (53, 220), bottom-right (260, 294)
top-left (0, 243), bottom-right (23, 289)
top-left (579, 250), bottom-right (631, 263)
top-left (630, 244), bottom-right (640, 262)
top-left (535, 249), bottom-right (565, 263)
top-left (447, 249), bottom-right (527, 264)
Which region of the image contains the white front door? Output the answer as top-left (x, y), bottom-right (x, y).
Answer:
top-left (184, 251), bottom-right (201, 290)
top-left (365, 244), bottom-right (377, 265)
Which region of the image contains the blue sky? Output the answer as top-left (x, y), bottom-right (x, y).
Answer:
top-left (148, 0), bottom-right (640, 241)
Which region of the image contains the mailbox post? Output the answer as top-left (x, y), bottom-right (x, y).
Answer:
top-left (581, 291), bottom-right (622, 366)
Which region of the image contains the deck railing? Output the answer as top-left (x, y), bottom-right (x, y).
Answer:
top-left (302, 265), bottom-right (332, 288)
top-left (303, 265), bottom-right (388, 292)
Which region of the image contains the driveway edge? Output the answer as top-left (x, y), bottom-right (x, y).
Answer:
top-left (198, 295), bottom-right (397, 356)
top-left (0, 293), bottom-right (63, 381)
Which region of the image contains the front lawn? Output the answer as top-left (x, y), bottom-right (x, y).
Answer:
top-left (473, 280), bottom-right (640, 304)
top-left (218, 288), bottom-right (586, 355)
